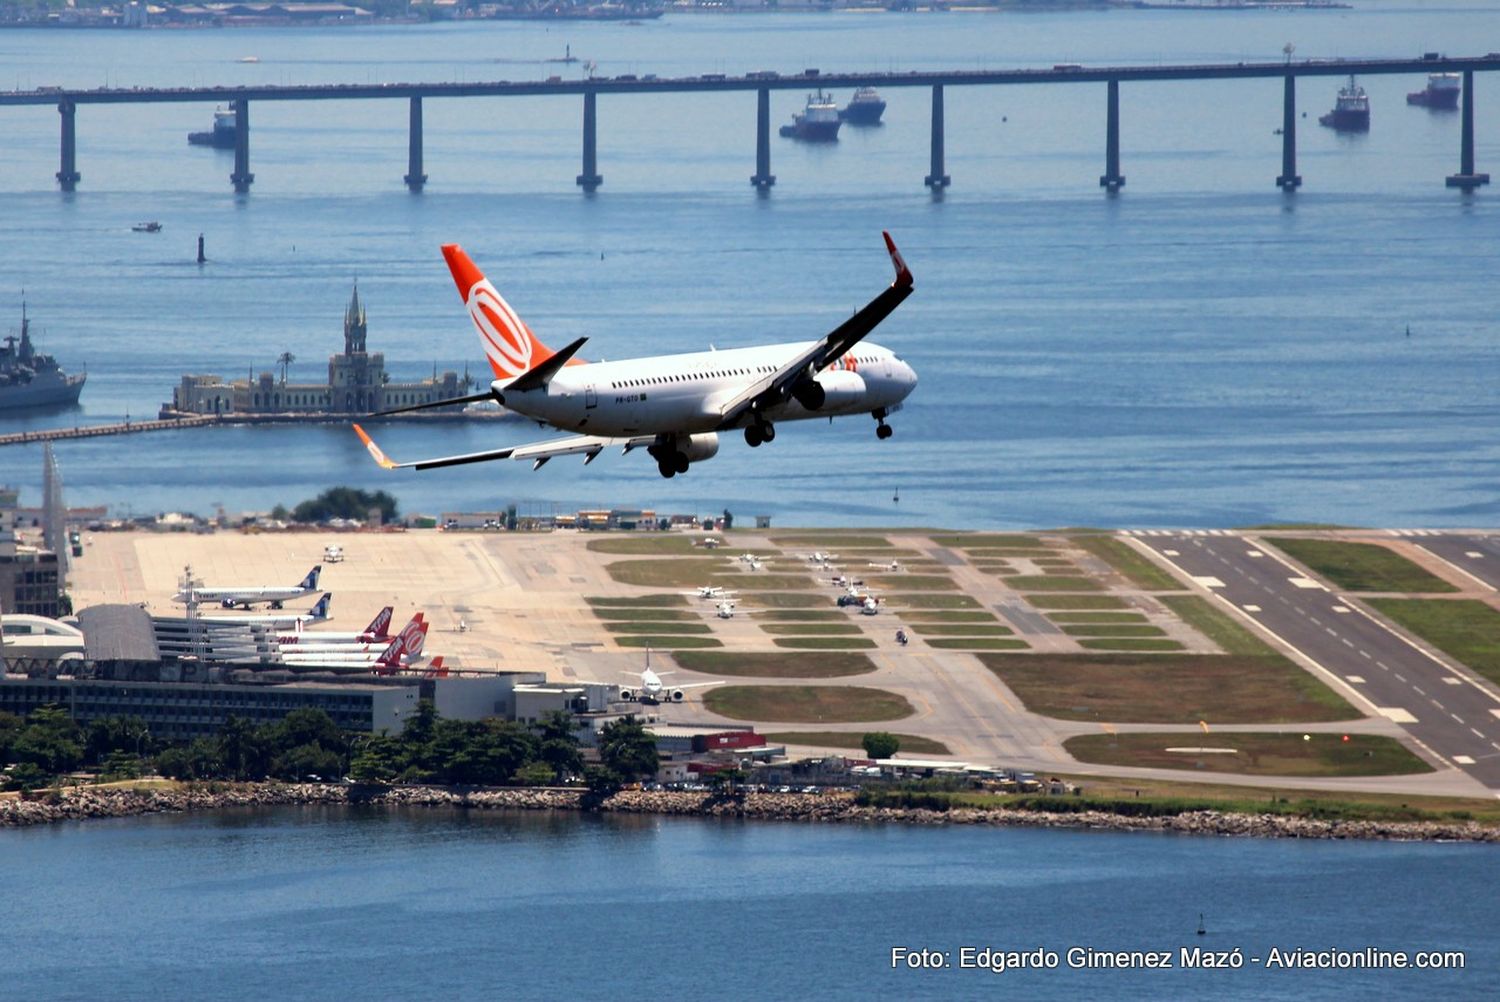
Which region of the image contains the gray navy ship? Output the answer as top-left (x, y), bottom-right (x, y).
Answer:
top-left (1, 303), bottom-right (86, 411)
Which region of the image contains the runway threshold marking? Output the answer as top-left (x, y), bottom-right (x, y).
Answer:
top-left (1379, 707), bottom-right (1418, 723)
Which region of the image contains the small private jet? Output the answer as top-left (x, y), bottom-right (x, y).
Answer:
top-left (685, 585), bottom-right (737, 600)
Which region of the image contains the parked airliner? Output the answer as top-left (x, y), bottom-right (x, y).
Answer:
top-left (353, 232), bottom-right (917, 479)
top-left (191, 594), bottom-right (332, 630)
top-left (174, 566), bottom-right (322, 610)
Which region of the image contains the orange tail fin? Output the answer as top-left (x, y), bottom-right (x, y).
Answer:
top-left (442, 244), bottom-right (571, 380)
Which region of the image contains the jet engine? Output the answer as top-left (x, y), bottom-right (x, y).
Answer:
top-left (677, 432), bottom-right (720, 462)
top-left (793, 370), bottom-right (866, 412)
top-left (618, 687), bottom-right (637, 702)
top-left (669, 689), bottom-right (687, 703)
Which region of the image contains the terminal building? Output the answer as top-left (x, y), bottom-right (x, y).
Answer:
top-left (165, 285), bottom-right (467, 418)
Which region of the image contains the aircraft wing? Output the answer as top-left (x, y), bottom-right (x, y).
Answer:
top-left (354, 424), bottom-right (656, 472)
top-left (711, 231), bottom-right (913, 432)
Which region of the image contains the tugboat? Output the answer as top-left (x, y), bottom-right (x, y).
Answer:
top-left (779, 90), bottom-right (842, 142)
top-left (188, 104), bottom-right (238, 149)
top-left (0, 302), bottom-right (86, 411)
top-left (839, 86), bottom-right (887, 126)
top-left (1407, 72), bottom-right (1461, 110)
top-left (1319, 75), bottom-right (1370, 132)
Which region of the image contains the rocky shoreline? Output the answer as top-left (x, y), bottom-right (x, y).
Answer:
top-left (3, 784), bottom-right (1498, 842)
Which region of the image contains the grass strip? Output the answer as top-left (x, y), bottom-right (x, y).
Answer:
top-left (1070, 535), bottom-right (1184, 590)
top-left (762, 731), bottom-right (952, 756)
top-left (1264, 537), bottom-right (1458, 593)
top-left (978, 652), bottom-right (1359, 724)
top-left (1367, 598), bottom-right (1500, 686)
top-left (705, 684), bottom-right (914, 723)
top-left (772, 637), bottom-right (879, 650)
top-left (674, 651), bottom-right (876, 678)
top-left (1063, 732), bottom-right (1432, 778)
top-left (1159, 594), bottom-right (1275, 656)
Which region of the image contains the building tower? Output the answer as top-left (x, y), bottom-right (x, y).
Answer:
top-left (344, 283), bottom-right (367, 355)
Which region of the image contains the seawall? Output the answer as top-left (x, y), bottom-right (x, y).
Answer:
top-left (3, 784), bottom-right (1499, 842)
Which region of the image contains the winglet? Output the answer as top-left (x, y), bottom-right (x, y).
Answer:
top-left (352, 423), bottom-right (396, 470)
top-left (882, 231), bottom-right (913, 289)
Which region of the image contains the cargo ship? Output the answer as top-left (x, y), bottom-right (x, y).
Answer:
top-left (1407, 72), bottom-right (1461, 110)
top-left (0, 303), bottom-right (86, 412)
top-left (779, 90), bottom-right (841, 142)
top-left (839, 87), bottom-right (887, 126)
top-left (1319, 75), bottom-right (1369, 132)
top-left (188, 105), bottom-right (237, 149)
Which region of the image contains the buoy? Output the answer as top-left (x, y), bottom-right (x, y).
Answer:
top-left (1197, 913), bottom-right (1206, 936)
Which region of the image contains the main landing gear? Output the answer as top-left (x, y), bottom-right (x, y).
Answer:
top-left (650, 444), bottom-right (691, 479)
top-left (744, 421), bottom-right (776, 448)
top-left (873, 408), bottom-right (894, 440)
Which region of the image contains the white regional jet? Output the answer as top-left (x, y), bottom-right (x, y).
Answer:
top-left (174, 566), bottom-right (323, 610)
top-left (353, 232), bottom-right (918, 480)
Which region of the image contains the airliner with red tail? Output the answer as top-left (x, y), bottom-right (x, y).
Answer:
top-left (353, 232), bottom-right (917, 479)
top-left (278, 618), bottom-right (427, 672)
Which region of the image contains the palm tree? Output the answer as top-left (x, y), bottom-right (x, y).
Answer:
top-left (276, 351), bottom-right (295, 384)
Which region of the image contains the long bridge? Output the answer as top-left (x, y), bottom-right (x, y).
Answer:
top-left (4, 54), bottom-right (1496, 195)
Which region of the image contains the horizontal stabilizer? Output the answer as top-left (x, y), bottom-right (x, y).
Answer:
top-left (370, 389), bottom-right (499, 418)
top-left (504, 336), bottom-right (589, 394)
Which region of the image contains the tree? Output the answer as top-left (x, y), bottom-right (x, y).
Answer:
top-left (10, 706), bottom-right (84, 777)
top-left (85, 716), bottom-right (153, 765)
top-left (861, 732), bottom-right (901, 760)
top-left (599, 716), bottom-right (658, 783)
top-left (218, 716), bottom-right (272, 781)
top-left (271, 743), bottom-right (343, 782)
top-left (583, 764), bottom-right (623, 797)
top-left (4, 762), bottom-right (49, 792)
top-left (514, 761), bottom-right (555, 787)
top-left (348, 735), bottom-right (404, 784)
top-left (534, 711), bottom-right (584, 782)
top-left (154, 746), bottom-right (196, 781)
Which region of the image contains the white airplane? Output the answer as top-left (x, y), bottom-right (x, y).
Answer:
top-left (684, 585), bottom-right (737, 600)
top-left (279, 619), bottom-right (427, 673)
top-left (715, 600), bottom-right (742, 619)
top-left (861, 596), bottom-right (881, 616)
top-left (175, 565), bottom-right (322, 610)
top-left (803, 552), bottom-right (839, 565)
top-left (868, 560), bottom-right (902, 572)
top-left (618, 664), bottom-right (724, 704)
top-left (190, 593), bottom-right (333, 629)
top-left (734, 554), bottom-right (764, 571)
top-left (277, 614), bottom-right (423, 655)
top-left (695, 537), bottom-right (723, 549)
top-left (273, 606), bottom-right (394, 645)
top-left (352, 232), bottom-right (917, 480)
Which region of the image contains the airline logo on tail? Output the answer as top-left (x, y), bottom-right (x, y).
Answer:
top-left (308, 594), bottom-right (332, 620)
top-left (299, 566), bottom-right (322, 591)
top-left (364, 606), bottom-right (394, 639)
top-left (444, 244), bottom-right (543, 379)
top-left (373, 619), bottom-right (428, 673)
top-left (443, 243), bottom-right (586, 382)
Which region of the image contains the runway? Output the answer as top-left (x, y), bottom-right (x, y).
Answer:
top-left (1130, 532), bottom-right (1500, 789)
